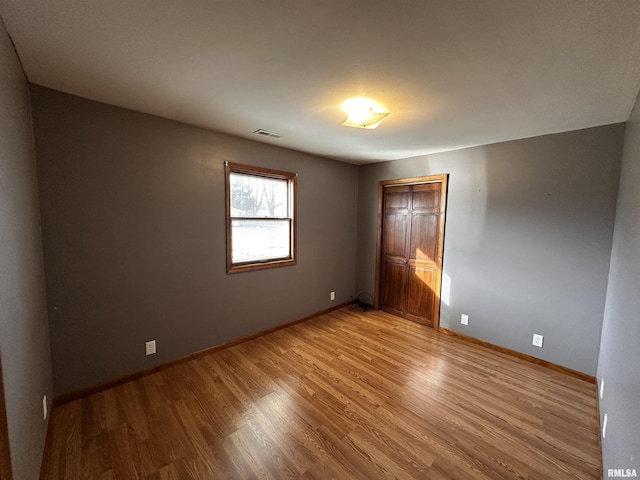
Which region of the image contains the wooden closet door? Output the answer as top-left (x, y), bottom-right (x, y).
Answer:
top-left (379, 185), bottom-right (410, 317)
top-left (405, 183), bottom-right (442, 326)
top-left (379, 181), bottom-right (444, 327)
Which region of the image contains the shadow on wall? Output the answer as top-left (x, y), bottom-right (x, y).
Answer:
top-left (425, 148), bottom-right (489, 318)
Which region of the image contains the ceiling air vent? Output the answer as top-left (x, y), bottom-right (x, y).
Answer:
top-left (253, 129), bottom-right (282, 139)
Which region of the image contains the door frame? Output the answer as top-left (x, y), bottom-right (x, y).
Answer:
top-left (0, 354), bottom-right (13, 480)
top-left (374, 174), bottom-right (448, 328)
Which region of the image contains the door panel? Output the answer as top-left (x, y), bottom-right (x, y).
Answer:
top-left (412, 186), bottom-right (440, 210)
top-left (410, 214), bottom-right (438, 262)
top-left (380, 262), bottom-right (407, 317)
top-left (406, 266), bottom-right (436, 327)
top-left (384, 187), bottom-right (410, 208)
top-left (383, 214), bottom-right (408, 258)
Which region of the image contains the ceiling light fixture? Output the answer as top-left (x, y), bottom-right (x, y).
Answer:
top-left (253, 128), bottom-right (282, 139)
top-left (341, 97), bottom-right (390, 129)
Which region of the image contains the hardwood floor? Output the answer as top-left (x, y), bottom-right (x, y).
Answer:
top-left (41, 308), bottom-right (601, 479)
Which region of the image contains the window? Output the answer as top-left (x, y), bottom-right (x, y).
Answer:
top-left (225, 162), bottom-right (297, 273)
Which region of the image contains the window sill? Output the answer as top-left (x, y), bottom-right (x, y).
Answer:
top-left (227, 257), bottom-right (297, 274)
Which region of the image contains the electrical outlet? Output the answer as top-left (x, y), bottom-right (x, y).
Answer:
top-left (43, 395), bottom-right (47, 420)
top-left (145, 340), bottom-right (157, 356)
top-left (330, 291), bottom-right (335, 301)
top-left (532, 334), bottom-right (544, 348)
top-left (600, 378), bottom-right (605, 399)
top-left (461, 314), bottom-right (469, 326)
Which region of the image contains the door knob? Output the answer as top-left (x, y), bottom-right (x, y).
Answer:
top-left (403, 259), bottom-right (407, 264)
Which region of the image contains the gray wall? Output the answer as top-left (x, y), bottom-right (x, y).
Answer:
top-left (30, 86), bottom-right (359, 397)
top-left (597, 93), bottom-right (640, 474)
top-left (357, 125), bottom-right (624, 375)
top-left (0, 19), bottom-right (53, 480)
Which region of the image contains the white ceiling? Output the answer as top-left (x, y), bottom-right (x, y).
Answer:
top-left (2, 1), bottom-right (640, 165)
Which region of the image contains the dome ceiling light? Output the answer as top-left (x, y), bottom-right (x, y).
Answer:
top-left (341, 97), bottom-right (390, 129)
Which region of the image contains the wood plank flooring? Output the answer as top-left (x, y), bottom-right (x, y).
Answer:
top-left (41, 308), bottom-right (602, 479)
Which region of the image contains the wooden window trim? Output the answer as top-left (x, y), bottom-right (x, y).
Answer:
top-left (225, 162), bottom-right (297, 274)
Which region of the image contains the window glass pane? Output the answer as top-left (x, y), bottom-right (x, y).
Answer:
top-left (231, 219), bottom-right (290, 263)
top-left (230, 173), bottom-right (288, 218)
